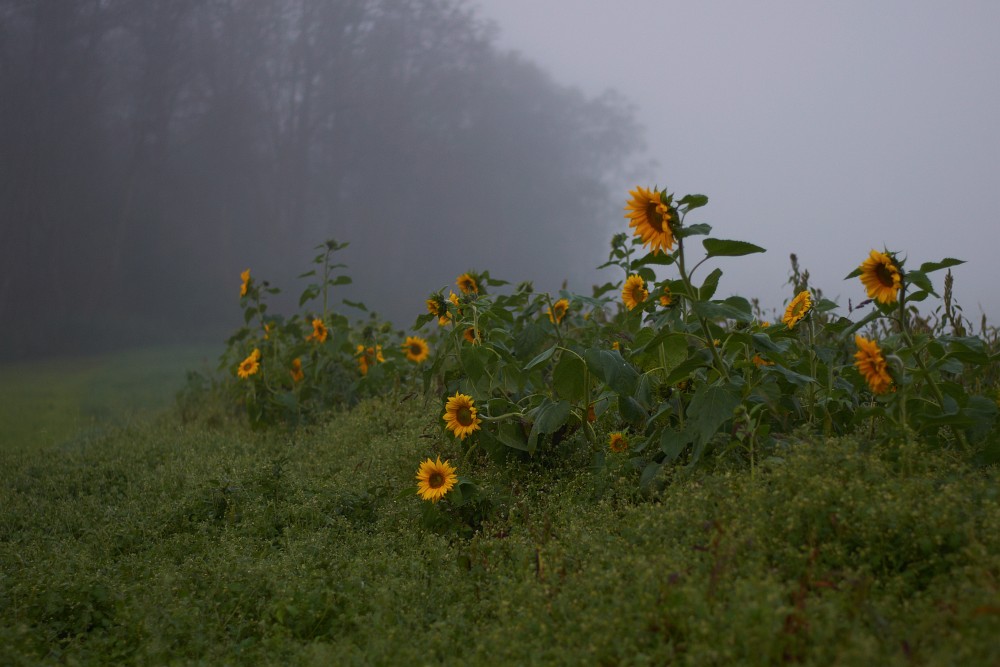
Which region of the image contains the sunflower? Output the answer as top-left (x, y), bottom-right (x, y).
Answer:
top-left (782, 291), bottom-right (812, 329)
top-left (289, 357), bottom-right (304, 383)
top-left (415, 457), bottom-right (458, 503)
top-left (456, 272), bottom-right (479, 295)
top-left (611, 341), bottom-right (620, 351)
top-left (403, 336), bottom-right (430, 363)
top-left (356, 344), bottom-right (385, 376)
top-left (608, 432), bottom-right (628, 453)
top-left (659, 285), bottom-right (672, 307)
top-left (263, 322), bottom-right (272, 340)
top-left (625, 186), bottom-right (675, 254)
top-left (622, 275), bottom-right (648, 310)
top-left (237, 348), bottom-right (260, 379)
top-left (854, 335), bottom-right (893, 394)
top-left (547, 298), bottom-right (570, 324)
top-left (463, 327), bottom-right (481, 345)
top-left (859, 250), bottom-right (902, 304)
top-left (426, 294), bottom-right (450, 326)
top-left (306, 318), bottom-right (328, 343)
top-left (240, 269), bottom-right (251, 298)
top-left (752, 354), bottom-right (774, 368)
top-left (442, 392), bottom-right (482, 440)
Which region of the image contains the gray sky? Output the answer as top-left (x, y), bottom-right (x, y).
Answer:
top-left (475, 0), bottom-right (1000, 325)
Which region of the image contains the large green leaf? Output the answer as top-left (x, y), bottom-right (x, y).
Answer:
top-left (698, 267), bottom-right (723, 300)
top-left (702, 238), bottom-right (767, 258)
top-left (527, 399), bottom-right (571, 453)
top-left (553, 353), bottom-right (587, 403)
top-left (584, 349), bottom-right (639, 397)
top-left (686, 383), bottom-right (741, 463)
top-left (919, 258), bottom-right (964, 274)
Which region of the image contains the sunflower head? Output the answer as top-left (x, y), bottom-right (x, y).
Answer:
top-left (859, 250), bottom-right (902, 304)
top-left (415, 457), bottom-right (459, 503)
top-left (289, 357), bottom-right (304, 383)
top-left (426, 294), bottom-right (450, 326)
top-left (456, 272), bottom-right (479, 295)
top-left (608, 432), bottom-right (628, 453)
top-left (442, 392), bottom-right (482, 440)
top-left (622, 275), bottom-right (649, 311)
top-left (306, 318), bottom-right (328, 343)
top-left (237, 348), bottom-right (261, 379)
top-left (659, 285), bottom-right (672, 307)
top-left (751, 354), bottom-right (774, 368)
top-left (547, 298), bottom-right (570, 324)
top-left (854, 335), bottom-right (894, 394)
top-left (782, 291), bottom-right (812, 329)
top-left (625, 186), bottom-right (676, 255)
top-left (356, 344), bottom-right (385, 376)
top-left (240, 269), bottom-right (251, 298)
top-left (463, 327), bottom-right (482, 345)
top-left (403, 336), bottom-right (430, 363)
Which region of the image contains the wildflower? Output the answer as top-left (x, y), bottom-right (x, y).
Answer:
top-left (426, 294), bottom-right (450, 326)
top-left (290, 357), bottom-right (304, 383)
top-left (356, 344), bottom-right (384, 376)
top-left (456, 272), bottom-right (479, 295)
top-left (306, 318), bottom-right (328, 343)
top-left (608, 432), bottom-right (628, 453)
top-left (547, 298), bottom-right (569, 324)
top-left (237, 348), bottom-right (260, 379)
top-left (854, 335), bottom-right (893, 394)
top-left (442, 392), bottom-right (482, 440)
top-left (782, 291), bottom-right (812, 329)
top-left (622, 275), bottom-right (648, 310)
top-left (625, 186), bottom-right (676, 254)
top-left (240, 269), bottom-right (251, 298)
top-left (415, 457), bottom-right (458, 503)
top-left (859, 250), bottom-right (902, 304)
top-left (403, 336), bottom-right (430, 363)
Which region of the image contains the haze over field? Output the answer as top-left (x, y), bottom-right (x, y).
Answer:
top-left (2, 0), bottom-right (997, 360)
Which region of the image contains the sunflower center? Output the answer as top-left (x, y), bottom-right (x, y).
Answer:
top-left (456, 406), bottom-right (474, 426)
top-left (428, 472), bottom-right (445, 489)
top-left (645, 202), bottom-right (667, 233)
top-left (875, 263), bottom-right (896, 287)
top-left (410, 344), bottom-right (422, 355)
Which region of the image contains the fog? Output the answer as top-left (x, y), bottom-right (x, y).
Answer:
top-left (4, 1), bottom-right (998, 362)
top-left (0, 0), bottom-right (641, 360)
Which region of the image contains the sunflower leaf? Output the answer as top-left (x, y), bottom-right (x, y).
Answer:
top-left (905, 270), bottom-right (937, 296)
top-left (919, 258), bottom-right (964, 274)
top-left (701, 238), bottom-right (766, 258)
top-left (524, 345), bottom-right (556, 371)
top-left (676, 223), bottom-right (712, 239)
top-left (678, 194), bottom-right (709, 210)
top-left (698, 268), bottom-right (723, 300)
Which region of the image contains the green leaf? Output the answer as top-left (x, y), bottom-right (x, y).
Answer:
top-left (527, 399), bottom-right (571, 453)
top-left (524, 345), bottom-right (557, 371)
top-left (328, 275), bottom-right (352, 286)
top-left (698, 267), bottom-right (723, 300)
top-left (685, 383), bottom-right (741, 463)
top-left (584, 349), bottom-right (639, 397)
top-left (678, 194), bottom-right (709, 210)
top-left (702, 238), bottom-right (766, 258)
top-left (553, 353), bottom-right (587, 403)
top-left (905, 270), bottom-right (937, 296)
top-left (919, 258), bottom-right (964, 274)
top-left (677, 223), bottom-right (712, 238)
top-left (941, 335), bottom-right (991, 364)
top-left (660, 427), bottom-right (692, 461)
top-left (342, 299), bottom-right (368, 311)
top-left (618, 396), bottom-right (647, 426)
top-left (692, 298), bottom-right (753, 323)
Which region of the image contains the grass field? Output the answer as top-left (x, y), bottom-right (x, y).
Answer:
top-left (1, 350), bottom-right (998, 665)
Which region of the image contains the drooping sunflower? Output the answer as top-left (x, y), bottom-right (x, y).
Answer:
top-left (463, 327), bottom-right (481, 345)
top-left (625, 186), bottom-right (676, 254)
top-left (237, 348), bottom-right (260, 379)
top-left (442, 392), bottom-right (482, 440)
top-left (403, 336), bottom-right (430, 363)
top-left (456, 272), bottom-right (479, 295)
top-left (659, 284), bottom-right (672, 307)
top-left (306, 318), bottom-right (328, 343)
top-left (415, 457), bottom-right (458, 503)
top-left (782, 291), bottom-right (812, 329)
top-left (859, 250), bottom-right (902, 304)
top-left (547, 298), bottom-right (570, 324)
top-left (854, 335), bottom-right (893, 394)
top-left (289, 357), bottom-right (304, 383)
top-left (622, 274), bottom-right (649, 310)
top-left (426, 294), bottom-right (450, 326)
top-left (240, 269), bottom-right (251, 298)
top-left (608, 432), bottom-right (628, 453)
top-left (356, 344), bottom-right (385, 376)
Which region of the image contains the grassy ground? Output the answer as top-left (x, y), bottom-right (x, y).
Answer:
top-left (1, 384), bottom-right (999, 665)
top-left (0, 345), bottom-right (218, 451)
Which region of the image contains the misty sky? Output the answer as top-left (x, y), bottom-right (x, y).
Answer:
top-left (475, 0), bottom-right (1000, 324)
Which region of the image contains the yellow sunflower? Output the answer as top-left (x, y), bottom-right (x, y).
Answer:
top-left (289, 357), bottom-right (304, 383)
top-left (442, 392), bottom-right (482, 440)
top-left (622, 274), bottom-right (648, 310)
top-left (859, 250), bottom-right (902, 304)
top-left (426, 294), bottom-right (450, 326)
top-left (854, 335), bottom-right (893, 394)
top-left (547, 298), bottom-right (570, 324)
top-left (456, 272), bottom-right (479, 295)
top-left (415, 457), bottom-right (458, 503)
top-left (237, 348), bottom-right (260, 379)
top-left (659, 285), bottom-right (672, 307)
top-left (306, 318), bottom-right (328, 343)
top-left (403, 336), bottom-right (430, 363)
top-left (463, 327), bottom-right (481, 345)
top-left (782, 291), bottom-right (812, 329)
top-left (240, 269), bottom-right (251, 298)
top-left (752, 354), bottom-right (774, 368)
top-left (356, 344), bottom-right (384, 376)
top-left (625, 186), bottom-right (675, 254)
top-left (608, 432), bottom-right (628, 453)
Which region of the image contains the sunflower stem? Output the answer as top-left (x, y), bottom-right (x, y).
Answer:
top-left (676, 236), bottom-right (730, 382)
